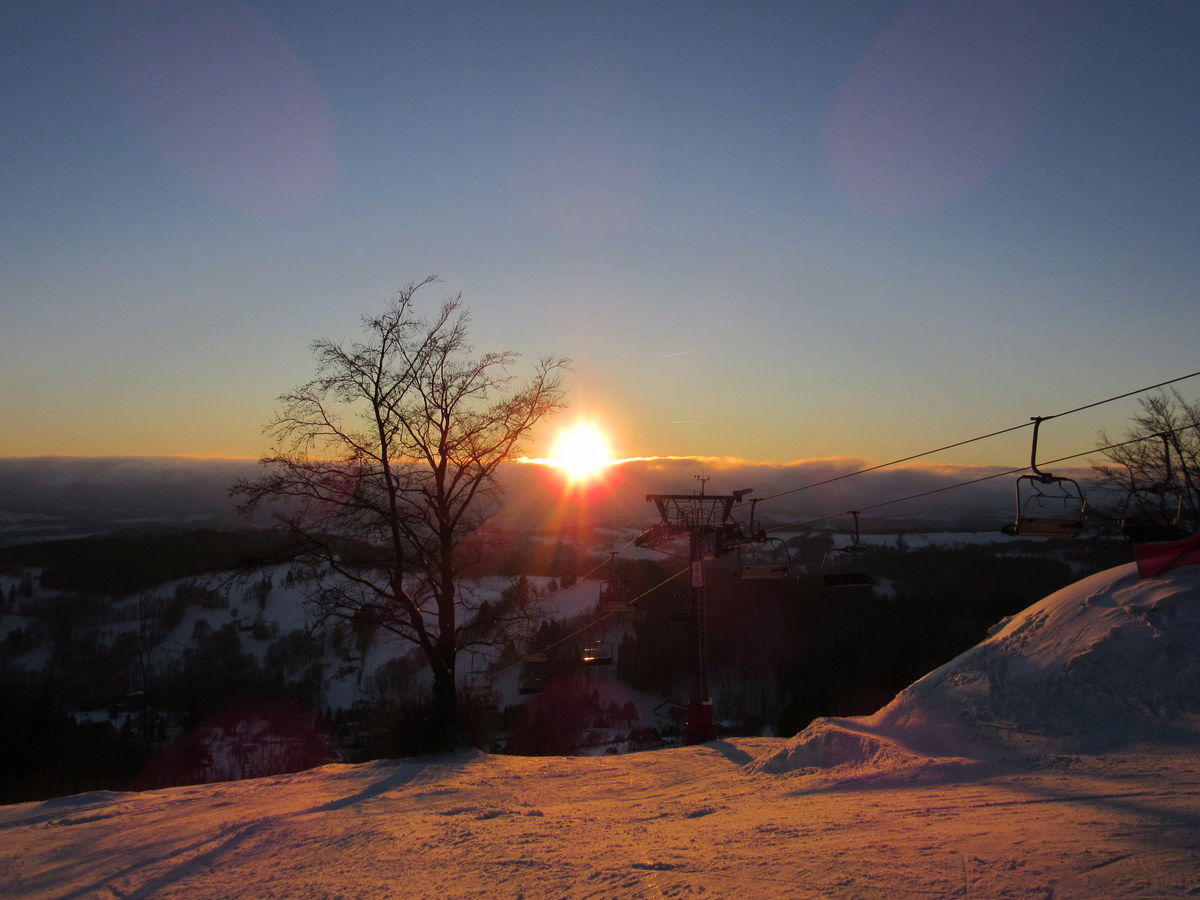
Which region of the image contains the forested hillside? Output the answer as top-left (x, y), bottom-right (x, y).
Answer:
top-left (0, 527), bottom-right (1134, 803)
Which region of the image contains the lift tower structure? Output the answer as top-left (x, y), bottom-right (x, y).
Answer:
top-left (637, 483), bottom-right (752, 745)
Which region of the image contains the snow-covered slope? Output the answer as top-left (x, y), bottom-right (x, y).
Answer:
top-left (5, 565), bottom-right (1200, 895)
top-left (3, 740), bottom-right (1199, 896)
top-left (752, 562), bottom-right (1200, 775)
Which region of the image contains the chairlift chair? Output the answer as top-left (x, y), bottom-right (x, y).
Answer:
top-left (518, 654), bottom-right (550, 695)
top-left (465, 656), bottom-right (500, 710)
top-left (734, 499), bottom-right (791, 579)
top-left (735, 536), bottom-right (791, 579)
top-left (819, 511), bottom-right (876, 588)
top-left (597, 552), bottom-right (634, 613)
top-left (465, 682), bottom-right (500, 710)
top-left (820, 554), bottom-right (877, 588)
top-left (597, 581), bottom-right (633, 613)
top-left (821, 565), bottom-right (877, 589)
top-left (1001, 416), bottom-right (1088, 538)
top-left (1118, 434), bottom-right (1188, 543)
top-left (581, 641), bottom-right (614, 667)
top-left (1121, 512), bottom-right (1188, 545)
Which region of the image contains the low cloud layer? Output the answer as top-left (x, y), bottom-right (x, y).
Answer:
top-left (0, 454), bottom-right (1100, 541)
top-left (0, 457), bottom-right (257, 530)
top-left (502, 456), bottom-right (1050, 531)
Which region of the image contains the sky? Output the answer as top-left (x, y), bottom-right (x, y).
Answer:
top-left (3, 0), bottom-right (1199, 473)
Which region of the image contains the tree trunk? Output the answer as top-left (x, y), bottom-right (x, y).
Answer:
top-left (430, 659), bottom-right (458, 751)
top-left (431, 520), bottom-right (459, 750)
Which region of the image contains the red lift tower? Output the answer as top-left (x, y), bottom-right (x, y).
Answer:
top-left (637, 480), bottom-right (752, 745)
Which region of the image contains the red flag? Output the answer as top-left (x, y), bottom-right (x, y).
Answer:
top-left (1135, 532), bottom-right (1200, 579)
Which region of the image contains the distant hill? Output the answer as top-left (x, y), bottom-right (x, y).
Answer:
top-left (0, 529), bottom-right (297, 595)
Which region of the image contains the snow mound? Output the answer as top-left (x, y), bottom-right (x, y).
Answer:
top-left (753, 562), bottom-right (1200, 775)
top-left (749, 717), bottom-right (981, 785)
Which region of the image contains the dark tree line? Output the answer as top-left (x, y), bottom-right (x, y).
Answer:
top-left (0, 529), bottom-right (298, 596)
top-left (608, 536), bottom-right (1132, 742)
top-left (0, 576), bottom-right (339, 804)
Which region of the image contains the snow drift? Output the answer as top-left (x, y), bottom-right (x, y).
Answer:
top-left (752, 562), bottom-right (1200, 775)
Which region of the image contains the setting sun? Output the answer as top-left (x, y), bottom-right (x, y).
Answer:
top-left (549, 423), bottom-right (614, 482)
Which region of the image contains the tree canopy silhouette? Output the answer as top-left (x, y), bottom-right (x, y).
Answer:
top-left (232, 277), bottom-right (568, 746)
top-left (1092, 389), bottom-right (1200, 536)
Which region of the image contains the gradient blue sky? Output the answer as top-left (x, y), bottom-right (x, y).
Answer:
top-left (3, 0), bottom-right (1198, 469)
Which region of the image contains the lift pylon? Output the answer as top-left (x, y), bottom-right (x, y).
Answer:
top-left (637, 484), bottom-right (753, 745)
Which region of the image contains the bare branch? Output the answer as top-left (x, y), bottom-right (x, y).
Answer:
top-left (230, 278), bottom-right (569, 746)
top-left (1090, 390), bottom-right (1200, 532)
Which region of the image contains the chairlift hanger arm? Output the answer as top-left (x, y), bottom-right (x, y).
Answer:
top-left (1029, 416), bottom-right (1053, 481)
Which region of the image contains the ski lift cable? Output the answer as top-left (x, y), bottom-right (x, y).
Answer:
top-left (755, 369), bottom-right (1200, 504)
top-left (490, 532), bottom-right (678, 681)
top-left (469, 534), bottom-right (645, 682)
top-left (511, 420), bottom-right (1199, 674)
top-left (535, 533), bottom-right (643, 602)
top-left (489, 566), bottom-right (690, 682)
top-left (480, 375), bottom-right (1200, 684)
top-left (766, 421), bottom-right (1200, 533)
top-left (531, 527), bottom-right (679, 604)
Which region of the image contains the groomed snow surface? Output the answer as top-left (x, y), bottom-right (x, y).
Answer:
top-left (4, 563), bottom-right (1200, 897)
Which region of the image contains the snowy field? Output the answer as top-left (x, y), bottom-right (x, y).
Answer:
top-left (3, 562), bottom-right (1200, 896)
top-left (1, 741), bottom-right (1196, 897)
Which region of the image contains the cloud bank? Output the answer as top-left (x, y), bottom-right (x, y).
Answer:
top-left (0, 454), bottom-right (1097, 542)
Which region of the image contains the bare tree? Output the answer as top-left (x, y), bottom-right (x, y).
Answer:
top-left (1092, 390), bottom-right (1200, 533)
top-left (232, 277), bottom-right (569, 747)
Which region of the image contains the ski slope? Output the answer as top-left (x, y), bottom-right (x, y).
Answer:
top-left (3, 563), bottom-right (1200, 896)
top-left (2, 741), bottom-right (1196, 896)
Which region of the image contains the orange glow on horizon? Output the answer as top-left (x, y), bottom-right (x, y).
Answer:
top-left (539, 422), bottom-right (615, 484)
